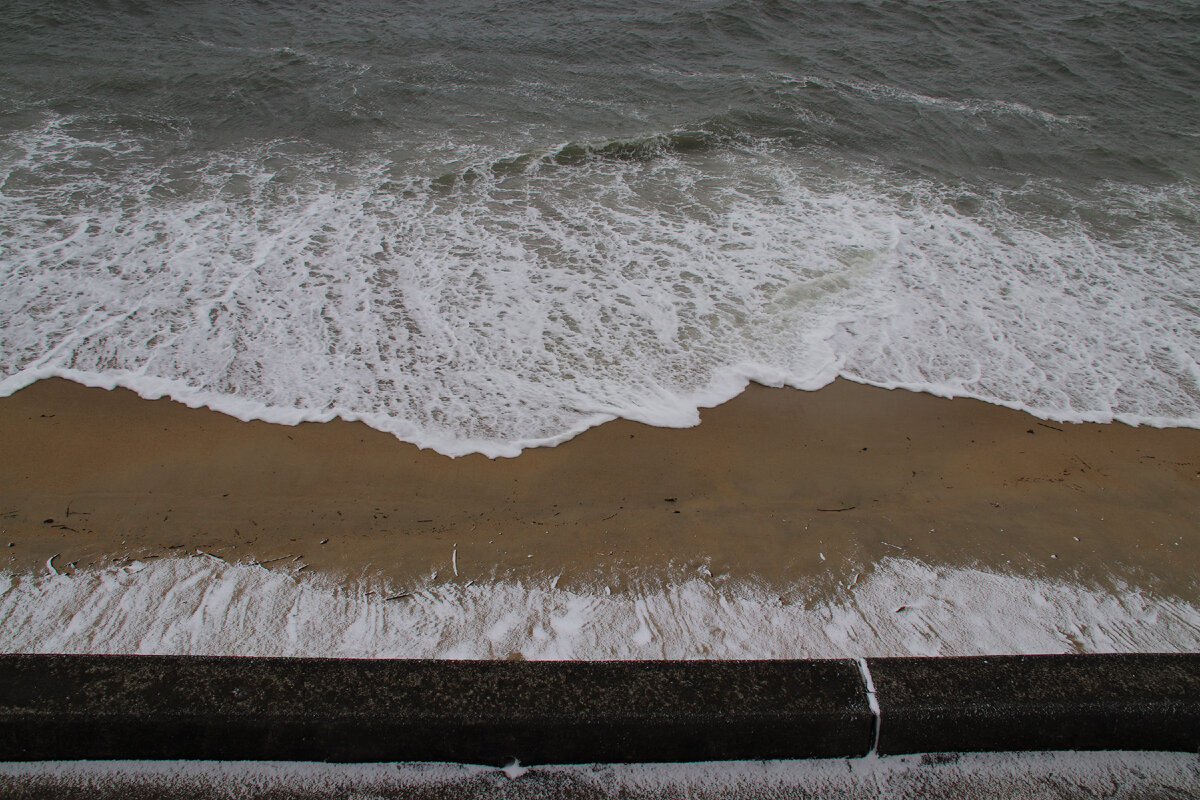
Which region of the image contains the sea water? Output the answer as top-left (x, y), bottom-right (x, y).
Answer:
top-left (1, 0), bottom-right (1198, 456)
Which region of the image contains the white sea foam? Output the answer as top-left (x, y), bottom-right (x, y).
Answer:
top-left (844, 80), bottom-right (1082, 126)
top-left (2, 556), bottom-right (1197, 659)
top-left (1, 114), bottom-right (1198, 455)
top-left (779, 74), bottom-right (1085, 125)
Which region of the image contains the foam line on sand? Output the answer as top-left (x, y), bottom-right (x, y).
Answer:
top-left (2, 556), bottom-right (1198, 658)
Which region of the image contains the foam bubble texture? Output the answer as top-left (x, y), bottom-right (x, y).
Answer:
top-left (2, 557), bottom-right (1198, 659)
top-left (2, 115), bottom-right (1198, 454)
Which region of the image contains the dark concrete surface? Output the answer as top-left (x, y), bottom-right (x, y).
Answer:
top-left (0, 655), bottom-right (872, 764)
top-left (1, 653), bottom-right (1198, 766)
top-left (868, 653), bottom-right (1200, 755)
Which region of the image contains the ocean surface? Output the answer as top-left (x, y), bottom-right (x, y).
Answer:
top-left (1, 0), bottom-right (1198, 456)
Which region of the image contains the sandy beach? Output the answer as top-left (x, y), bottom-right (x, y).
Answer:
top-left (2, 378), bottom-right (1197, 601)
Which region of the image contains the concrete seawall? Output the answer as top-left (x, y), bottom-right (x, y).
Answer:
top-left (0, 653), bottom-right (1196, 764)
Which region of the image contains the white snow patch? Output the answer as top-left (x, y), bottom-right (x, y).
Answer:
top-left (0, 752), bottom-right (1196, 798)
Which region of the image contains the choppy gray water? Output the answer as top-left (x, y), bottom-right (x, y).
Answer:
top-left (2, 0), bottom-right (1198, 454)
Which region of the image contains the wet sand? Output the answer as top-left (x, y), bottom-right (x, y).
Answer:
top-left (1, 378), bottom-right (1197, 598)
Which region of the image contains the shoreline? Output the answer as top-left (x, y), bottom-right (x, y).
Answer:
top-left (1, 377), bottom-right (1198, 599)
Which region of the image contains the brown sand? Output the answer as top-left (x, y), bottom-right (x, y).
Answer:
top-left (1, 378), bottom-right (1197, 597)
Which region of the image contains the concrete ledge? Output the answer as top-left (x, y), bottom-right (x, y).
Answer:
top-left (1, 654), bottom-right (1197, 764)
top-left (868, 653), bottom-right (1200, 755)
top-left (0, 655), bottom-right (871, 764)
